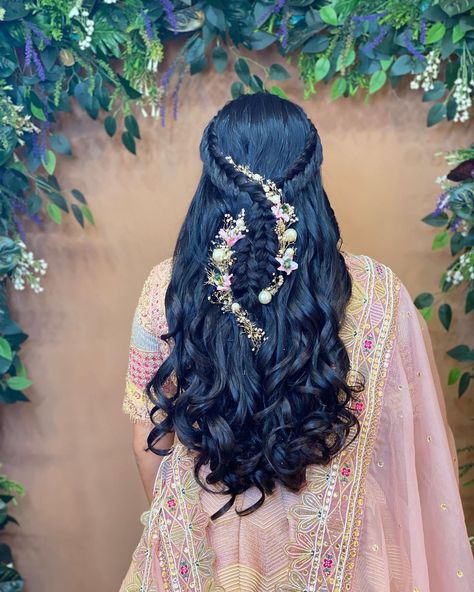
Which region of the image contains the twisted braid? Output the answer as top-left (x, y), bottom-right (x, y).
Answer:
top-left (201, 119), bottom-right (278, 310)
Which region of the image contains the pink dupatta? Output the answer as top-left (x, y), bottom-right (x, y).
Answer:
top-left (120, 254), bottom-right (474, 592)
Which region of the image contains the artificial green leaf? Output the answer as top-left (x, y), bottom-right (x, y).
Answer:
top-left (46, 202), bottom-right (62, 224)
top-left (447, 344), bottom-right (471, 362)
top-left (104, 115), bottom-right (117, 137)
top-left (268, 64), bottom-right (290, 81)
top-left (6, 376), bottom-right (32, 390)
top-left (42, 150), bottom-right (56, 175)
top-left (466, 290), bottom-right (474, 314)
top-left (212, 46), bottom-right (228, 73)
top-left (231, 81), bottom-right (244, 98)
top-left (51, 134), bottom-right (72, 155)
top-left (81, 205), bottom-right (95, 225)
top-left (369, 70), bottom-right (387, 94)
top-left (422, 212), bottom-right (448, 227)
top-left (414, 292), bottom-right (434, 309)
top-left (390, 55), bottom-right (413, 76)
top-left (48, 192), bottom-right (68, 212)
top-left (438, 302), bottom-right (452, 330)
top-left (319, 6), bottom-right (338, 26)
top-left (235, 59), bottom-right (251, 85)
top-left (420, 306), bottom-right (433, 321)
top-left (331, 77), bottom-right (347, 99)
top-left (270, 86), bottom-right (288, 99)
top-left (452, 23), bottom-right (465, 43)
top-left (71, 189), bottom-right (87, 204)
top-left (0, 338), bottom-right (12, 362)
top-left (71, 204), bottom-right (84, 227)
top-left (427, 103), bottom-right (447, 127)
top-left (121, 131), bottom-right (136, 155)
top-left (422, 81), bottom-right (447, 102)
top-left (448, 367), bottom-right (461, 385)
top-left (459, 372), bottom-right (470, 397)
top-left (125, 114), bottom-right (140, 139)
top-left (432, 229), bottom-right (449, 250)
top-left (30, 102), bottom-right (46, 121)
top-left (314, 57), bottom-right (330, 82)
top-left (425, 22), bottom-right (446, 44)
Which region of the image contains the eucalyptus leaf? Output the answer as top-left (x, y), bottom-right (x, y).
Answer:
top-left (414, 292), bottom-right (434, 309)
top-left (125, 115), bottom-right (140, 139)
top-left (438, 303), bottom-right (452, 330)
top-left (268, 64), bottom-right (290, 81)
top-left (459, 372), bottom-right (471, 397)
top-left (104, 115), bottom-right (117, 137)
top-left (71, 204), bottom-right (84, 228)
top-left (121, 131), bottom-right (136, 155)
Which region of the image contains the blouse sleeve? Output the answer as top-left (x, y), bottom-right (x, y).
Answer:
top-left (122, 259), bottom-right (175, 423)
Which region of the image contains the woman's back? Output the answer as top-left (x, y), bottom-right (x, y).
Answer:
top-left (121, 252), bottom-right (473, 591)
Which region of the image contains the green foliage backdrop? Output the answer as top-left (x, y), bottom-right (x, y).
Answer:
top-left (0, 0), bottom-right (473, 586)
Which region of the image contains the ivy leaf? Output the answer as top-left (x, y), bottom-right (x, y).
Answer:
top-left (46, 202), bottom-right (62, 224)
top-left (71, 203), bottom-right (84, 228)
top-left (212, 46), bottom-right (228, 74)
top-left (81, 205), bottom-right (95, 225)
top-left (425, 22), bottom-right (446, 44)
top-left (50, 134), bottom-right (72, 155)
top-left (235, 59), bottom-right (251, 85)
top-left (6, 376), bottom-right (32, 390)
top-left (369, 70), bottom-right (387, 94)
top-left (447, 344), bottom-right (472, 362)
top-left (268, 64), bottom-right (290, 81)
top-left (104, 115), bottom-right (117, 137)
top-left (314, 57), bottom-right (330, 82)
top-left (414, 292), bottom-right (434, 309)
top-left (448, 367), bottom-right (461, 385)
top-left (42, 150), bottom-right (56, 175)
top-left (270, 86), bottom-right (288, 99)
top-left (319, 6), bottom-right (338, 26)
top-left (432, 229), bottom-right (449, 250)
top-left (438, 303), bottom-right (452, 330)
top-left (125, 114), bottom-right (140, 139)
top-left (0, 337), bottom-right (13, 362)
top-left (459, 372), bottom-right (470, 397)
top-left (121, 131), bottom-right (136, 155)
top-left (427, 103), bottom-right (447, 127)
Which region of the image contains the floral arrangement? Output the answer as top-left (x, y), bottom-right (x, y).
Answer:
top-left (0, 0), bottom-right (473, 585)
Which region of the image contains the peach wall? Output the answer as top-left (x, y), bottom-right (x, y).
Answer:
top-left (1, 52), bottom-right (473, 591)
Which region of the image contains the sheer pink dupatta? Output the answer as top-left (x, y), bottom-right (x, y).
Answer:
top-left (352, 284), bottom-right (473, 591)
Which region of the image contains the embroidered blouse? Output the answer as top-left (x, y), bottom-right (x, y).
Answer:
top-left (121, 253), bottom-right (474, 592)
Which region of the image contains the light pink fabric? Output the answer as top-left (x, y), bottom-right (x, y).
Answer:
top-left (120, 255), bottom-right (474, 592)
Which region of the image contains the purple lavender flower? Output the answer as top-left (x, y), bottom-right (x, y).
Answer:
top-left (142, 11), bottom-right (154, 41)
top-left (32, 48), bottom-right (46, 81)
top-left (403, 30), bottom-right (425, 62)
top-left (13, 214), bottom-right (26, 243)
top-left (419, 18), bottom-right (427, 44)
top-left (257, 0), bottom-right (286, 27)
top-left (450, 217), bottom-right (462, 232)
top-left (172, 74), bottom-right (184, 120)
top-left (351, 11), bottom-right (388, 23)
top-left (278, 18), bottom-right (289, 49)
top-left (159, 62), bottom-right (176, 126)
top-left (25, 34), bottom-right (33, 66)
top-left (433, 190), bottom-right (450, 216)
top-left (160, 0), bottom-right (178, 34)
top-left (26, 22), bottom-right (51, 46)
top-left (363, 25), bottom-right (389, 52)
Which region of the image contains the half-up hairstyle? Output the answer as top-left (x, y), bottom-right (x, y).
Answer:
top-left (147, 93), bottom-right (363, 519)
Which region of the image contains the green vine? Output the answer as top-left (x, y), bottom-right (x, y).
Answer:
top-left (0, 0), bottom-right (473, 585)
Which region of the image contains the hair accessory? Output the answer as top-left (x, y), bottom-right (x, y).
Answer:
top-left (205, 157), bottom-right (299, 351)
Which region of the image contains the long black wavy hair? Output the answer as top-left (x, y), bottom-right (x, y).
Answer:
top-left (147, 93), bottom-right (362, 519)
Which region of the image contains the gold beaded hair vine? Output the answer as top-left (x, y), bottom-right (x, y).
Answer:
top-left (205, 156), bottom-right (299, 351)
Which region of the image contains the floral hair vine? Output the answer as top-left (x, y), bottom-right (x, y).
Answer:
top-left (205, 156), bottom-right (299, 351)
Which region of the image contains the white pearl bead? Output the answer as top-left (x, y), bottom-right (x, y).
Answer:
top-left (231, 302), bottom-right (241, 313)
top-left (285, 247), bottom-right (295, 257)
top-left (284, 228), bottom-right (297, 242)
top-left (212, 248), bottom-right (226, 263)
top-left (258, 290), bottom-right (272, 305)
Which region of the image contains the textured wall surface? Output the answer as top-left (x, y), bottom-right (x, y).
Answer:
top-left (1, 52), bottom-right (473, 591)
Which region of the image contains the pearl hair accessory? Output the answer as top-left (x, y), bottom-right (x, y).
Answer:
top-left (205, 156), bottom-right (299, 351)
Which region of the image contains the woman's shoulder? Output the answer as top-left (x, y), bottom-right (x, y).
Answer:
top-left (342, 250), bottom-right (403, 285)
